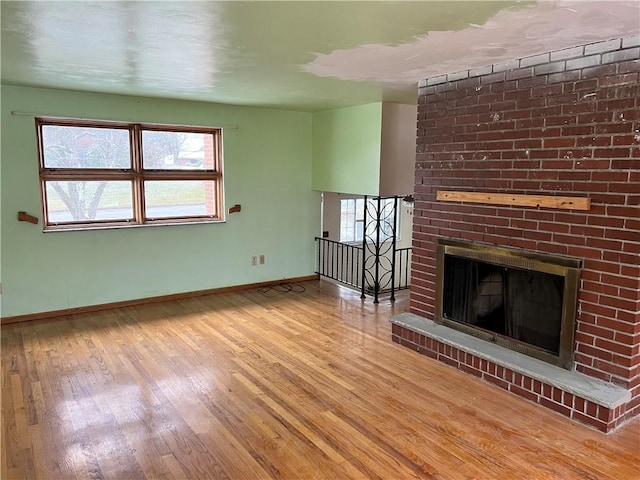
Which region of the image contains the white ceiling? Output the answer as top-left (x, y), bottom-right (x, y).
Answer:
top-left (1, 1), bottom-right (639, 112)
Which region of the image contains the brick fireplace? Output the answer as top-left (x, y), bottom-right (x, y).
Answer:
top-left (393, 36), bottom-right (639, 432)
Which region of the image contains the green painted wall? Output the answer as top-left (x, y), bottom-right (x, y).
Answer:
top-left (311, 103), bottom-right (382, 195)
top-left (1, 86), bottom-right (319, 317)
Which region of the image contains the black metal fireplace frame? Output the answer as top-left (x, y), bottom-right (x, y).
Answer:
top-left (435, 239), bottom-right (581, 369)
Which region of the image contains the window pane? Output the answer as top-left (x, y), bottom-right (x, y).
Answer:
top-left (355, 198), bottom-right (365, 220)
top-left (142, 131), bottom-right (215, 170)
top-left (340, 199), bottom-right (355, 242)
top-left (355, 220), bottom-right (364, 242)
top-left (144, 180), bottom-right (217, 218)
top-left (45, 181), bottom-right (133, 223)
top-left (380, 199), bottom-right (395, 240)
top-left (341, 227), bottom-right (354, 243)
top-left (41, 125), bottom-right (130, 169)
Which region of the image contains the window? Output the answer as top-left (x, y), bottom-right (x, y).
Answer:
top-left (339, 198), bottom-right (399, 243)
top-left (37, 119), bottom-right (223, 230)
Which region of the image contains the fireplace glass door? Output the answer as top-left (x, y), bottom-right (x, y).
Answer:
top-left (436, 239), bottom-right (580, 369)
top-left (443, 256), bottom-right (564, 354)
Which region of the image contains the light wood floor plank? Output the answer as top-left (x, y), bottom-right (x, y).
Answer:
top-left (2, 280), bottom-right (639, 479)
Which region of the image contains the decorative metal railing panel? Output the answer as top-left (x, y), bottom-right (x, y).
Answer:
top-left (361, 196), bottom-right (398, 303)
top-left (316, 195), bottom-right (412, 302)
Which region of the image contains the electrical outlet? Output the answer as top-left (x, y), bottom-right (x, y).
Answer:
top-left (259, 255), bottom-right (265, 265)
top-left (251, 256), bottom-right (258, 266)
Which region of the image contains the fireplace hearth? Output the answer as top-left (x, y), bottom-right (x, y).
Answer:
top-left (435, 239), bottom-right (580, 369)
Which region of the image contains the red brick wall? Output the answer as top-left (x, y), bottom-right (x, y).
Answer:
top-left (412, 36), bottom-right (639, 414)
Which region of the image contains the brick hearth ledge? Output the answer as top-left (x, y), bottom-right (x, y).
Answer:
top-left (390, 313), bottom-right (630, 430)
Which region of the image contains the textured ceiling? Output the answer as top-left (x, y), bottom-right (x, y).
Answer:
top-left (1, 1), bottom-right (639, 112)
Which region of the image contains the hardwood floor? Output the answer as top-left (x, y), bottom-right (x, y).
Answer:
top-left (2, 280), bottom-right (638, 480)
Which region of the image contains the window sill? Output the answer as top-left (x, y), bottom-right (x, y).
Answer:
top-left (43, 218), bottom-right (225, 232)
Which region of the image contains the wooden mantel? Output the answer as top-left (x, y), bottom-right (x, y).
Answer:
top-left (436, 191), bottom-right (591, 211)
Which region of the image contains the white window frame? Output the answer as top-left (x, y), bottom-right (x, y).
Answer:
top-left (339, 197), bottom-right (400, 244)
